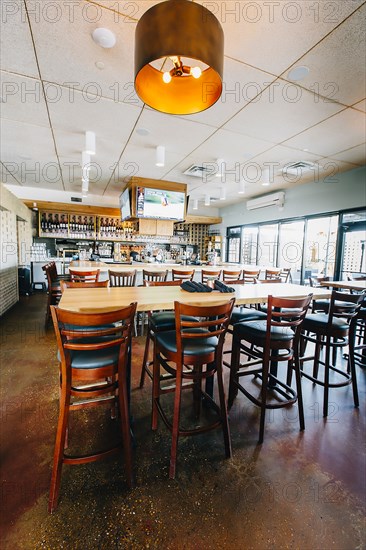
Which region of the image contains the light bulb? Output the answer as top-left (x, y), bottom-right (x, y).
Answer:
top-left (163, 72), bottom-right (172, 84)
top-left (193, 199), bottom-right (198, 210)
top-left (238, 181), bottom-right (246, 194)
top-left (85, 131), bottom-right (96, 155)
top-left (156, 145), bottom-right (165, 167)
top-left (191, 66), bottom-right (202, 79)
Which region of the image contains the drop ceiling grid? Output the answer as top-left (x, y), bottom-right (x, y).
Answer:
top-left (0, 0), bottom-right (365, 207)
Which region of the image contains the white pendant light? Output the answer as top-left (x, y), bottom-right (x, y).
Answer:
top-left (215, 158), bottom-right (225, 177)
top-left (220, 187), bottom-right (226, 200)
top-left (85, 131), bottom-right (96, 155)
top-left (156, 145), bottom-right (165, 167)
top-left (193, 199), bottom-right (198, 210)
top-left (204, 194), bottom-right (210, 206)
top-left (238, 180), bottom-right (246, 194)
top-left (82, 177), bottom-right (89, 193)
top-left (82, 151), bottom-right (91, 180)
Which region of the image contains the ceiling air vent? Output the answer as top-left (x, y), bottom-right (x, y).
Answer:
top-left (71, 196), bottom-right (82, 202)
top-left (183, 164), bottom-right (215, 178)
top-left (282, 161), bottom-right (317, 175)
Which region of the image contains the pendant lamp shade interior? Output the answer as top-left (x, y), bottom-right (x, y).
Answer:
top-left (134, 0), bottom-right (224, 115)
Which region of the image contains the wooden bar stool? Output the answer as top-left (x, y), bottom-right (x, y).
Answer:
top-left (201, 269), bottom-right (222, 284)
top-left (49, 302), bottom-right (137, 512)
top-left (228, 294), bottom-right (312, 443)
top-left (172, 268), bottom-right (195, 282)
top-left (300, 290), bottom-right (365, 417)
top-left (69, 268), bottom-right (100, 283)
top-left (108, 269), bottom-right (136, 287)
top-left (242, 269), bottom-right (260, 283)
top-left (152, 298), bottom-right (235, 478)
top-left (139, 280), bottom-right (198, 388)
top-left (222, 269), bottom-right (242, 283)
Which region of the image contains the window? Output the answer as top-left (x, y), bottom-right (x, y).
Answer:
top-left (278, 221), bottom-right (305, 284)
top-left (226, 226), bottom-right (241, 263)
top-left (303, 216), bottom-right (338, 280)
top-left (242, 226), bottom-right (258, 265)
top-left (258, 224), bottom-right (278, 267)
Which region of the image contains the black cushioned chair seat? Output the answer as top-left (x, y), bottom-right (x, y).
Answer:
top-left (58, 344), bottom-right (119, 369)
top-left (303, 313), bottom-right (349, 334)
top-left (230, 308), bottom-right (267, 325)
top-left (156, 328), bottom-right (218, 355)
top-left (234, 320), bottom-right (294, 344)
top-left (63, 323), bottom-right (116, 332)
top-left (149, 312), bottom-right (198, 332)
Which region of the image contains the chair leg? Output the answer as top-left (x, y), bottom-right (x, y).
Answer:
top-left (348, 325), bottom-right (359, 407)
top-left (228, 335), bottom-right (240, 409)
top-left (151, 344), bottom-right (160, 431)
top-left (258, 356), bottom-right (270, 444)
top-left (48, 388), bottom-right (70, 513)
top-left (323, 336), bottom-right (331, 417)
top-left (169, 367), bottom-right (183, 479)
top-left (193, 365), bottom-right (202, 420)
top-left (139, 329), bottom-right (151, 389)
top-left (216, 359), bottom-right (232, 458)
top-left (118, 375), bottom-right (134, 488)
top-left (294, 351), bottom-right (305, 431)
top-left (313, 337), bottom-right (322, 380)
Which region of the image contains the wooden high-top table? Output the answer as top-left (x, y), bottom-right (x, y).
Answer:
top-left (321, 280), bottom-right (366, 292)
top-left (59, 283), bottom-right (331, 313)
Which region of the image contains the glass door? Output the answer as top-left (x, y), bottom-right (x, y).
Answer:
top-left (278, 221), bottom-right (305, 284)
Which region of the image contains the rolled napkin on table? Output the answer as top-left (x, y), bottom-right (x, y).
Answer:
top-left (214, 280), bottom-right (236, 293)
top-left (180, 281), bottom-right (213, 293)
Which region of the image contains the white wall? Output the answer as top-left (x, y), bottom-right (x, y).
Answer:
top-left (0, 183), bottom-right (32, 315)
top-left (216, 167), bottom-right (366, 257)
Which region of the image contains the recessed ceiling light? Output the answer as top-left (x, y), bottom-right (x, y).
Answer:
top-left (303, 148), bottom-right (309, 152)
top-left (287, 65), bottom-right (310, 81)
top-left (95, 61), bottom-right (105, 70)
top-left (262, 182), bottom-right (270, 186)
top-left (92, 28), bottom-right (116, 49)
top-left (136, 128), bottom-right (150, 136)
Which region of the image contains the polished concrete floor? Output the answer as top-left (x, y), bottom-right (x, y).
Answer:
top-left (0, 293), bottom-right (365, 549)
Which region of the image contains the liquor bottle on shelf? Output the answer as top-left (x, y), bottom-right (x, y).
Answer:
top-left (40, 213), bottom-right (47, 232)
top-left (47, 213), bottom-right (53, 232)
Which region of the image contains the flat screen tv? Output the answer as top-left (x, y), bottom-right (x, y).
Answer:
top-left (119, 188), bottom-right (131, 221)
top-left (136, 187), bottom-right (186, 221)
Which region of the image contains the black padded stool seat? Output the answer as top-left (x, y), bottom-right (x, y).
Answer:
top-left (230, 308), bottom-right (267, 324)
top-left (303, 313), bottom-right (349, 335)
top-left (156, 328), bottom-right (218, 355)
top-left (233, 320), bottom-right (294, 346)
top-left (150, 312), bottom-right (198, 332)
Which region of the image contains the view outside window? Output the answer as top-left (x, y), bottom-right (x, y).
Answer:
top-left (258, 224), bottom-right (278, 267)
top-left (227, 227), bottom-right (241, 263)
top-left (242, 226), bottom-right (258, 264)
top-left (278, 221), bottom-right (305, 284)
top-left (304, 216), bottom-right (338, 280)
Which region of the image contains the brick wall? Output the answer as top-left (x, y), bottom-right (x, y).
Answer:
top-left (0, 183), bottom-right (32, 315)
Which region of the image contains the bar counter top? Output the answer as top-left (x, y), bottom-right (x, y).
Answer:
top-left (69, 260), bottom-right (264, 273)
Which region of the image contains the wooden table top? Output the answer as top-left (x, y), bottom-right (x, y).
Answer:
top-left (321, 280), bottom-right (366, 291)
top-left (59, 283), bottom-right (330, 313)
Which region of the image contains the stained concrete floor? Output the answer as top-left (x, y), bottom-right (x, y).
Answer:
top-left (0, 293), bottom-right (365, 549)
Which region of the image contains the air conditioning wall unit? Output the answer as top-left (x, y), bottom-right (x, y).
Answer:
top-left (246, 191), bottom-right (285, 211)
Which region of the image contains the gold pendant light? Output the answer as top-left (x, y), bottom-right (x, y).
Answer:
top-left (134, 0), bottom-right (224, 115)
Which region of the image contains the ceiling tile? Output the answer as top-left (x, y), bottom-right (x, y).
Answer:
top-left (26, 0), bottom-right (141, 105)
top-left (0, 72), bottom-right (49, 127)
top-left (0, 0), bottom-right (39, 77)
top-left (353, 99), bottom-right (366, 112)
top-left (281, 4), bottom-right (366, 106)
top-left (194, 0), bottom-right (364, 75)
top-left (328, 143), bottom-right (366, 166)
top-left (282, 108), bottom-right (366, 158)
top-left (222, 80), bottom-right (344, 143)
